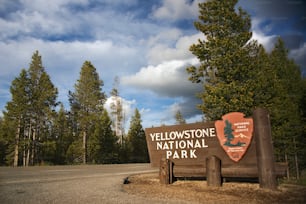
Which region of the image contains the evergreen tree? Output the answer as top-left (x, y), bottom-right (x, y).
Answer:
top-left (4, 69), bottom-right (30, 166)
top-left (52, 103), bottom-right (73, 164)
top-left (185, 0), bottom-right (305, 176)
top-left (89, 109), bottom-right (118, 163)
top-left (69, 61), bottom-right (106, 164)
top-left (175, 110), bottom-right (186, 125)
top-left (3, 51), bottom-right (58, 166)
top-left (267, 39), bottom-right (304, 177)
top-left (27, 50), bottom-right (58, 165)
top-left (127, 109), bottom-right (149, 163)
top-left (300, 78), bottom-right (306, 172)
top-left (186, 0), bottom-right (259, 120)
top-left (0, 117), bottom-right (9, 165)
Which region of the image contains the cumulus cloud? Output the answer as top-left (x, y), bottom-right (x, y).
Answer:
top-left (0, 37), bottom-right (144, 113)
top-left (152, 0), bottom-right (200, 21)
top-left (104, 96), bottom-right (137, 131)
top-left (121, 58), bottom-right (201, 97)
top-left (140, 96), bottom-right (202, 128)
top-left (289, 42), bottom-right (306, 76)
top-left (147, 32), bottom-right (204, 64)
top-left (241, 0), bottom-right (306, 67)
top-left (1, 0), bottom-right (304, 126)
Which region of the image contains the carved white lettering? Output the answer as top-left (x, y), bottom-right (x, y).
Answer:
top-left (190, 149), bottom-right (197, 158)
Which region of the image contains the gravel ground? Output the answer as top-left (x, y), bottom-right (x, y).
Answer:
top-left (2, 165), bottom-right (305, 204)
top-left (0, 164), bottom-right (180, 204)
top-left (124, 173), bottom-right (306, 204)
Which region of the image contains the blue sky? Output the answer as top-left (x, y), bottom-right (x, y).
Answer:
top-left (0, 0), bottom-right (305, 130)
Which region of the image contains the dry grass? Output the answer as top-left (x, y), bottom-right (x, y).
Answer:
top-left (123, 173), bottom-right (306, 203)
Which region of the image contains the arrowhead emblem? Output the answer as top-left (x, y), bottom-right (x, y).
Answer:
top-left (215, 112), bottom-right (253, 162)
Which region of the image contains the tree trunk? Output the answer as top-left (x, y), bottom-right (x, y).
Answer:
top-left (26, 145), bottom-right (30, 166)
top-left (83, 130), bottom-right (87, 164)
top-left (26, 122), bottom-right (32, 166)
top-left (23, 147), bottom-right (26, 166)
top-left (285, 152), bottom-right (290, 180)
top-left (31, 128), bottom-right (36, 165)
top-left (293, 137), bottom-right (299, 179)
top-left (13, 118), bottom-right (21, 167)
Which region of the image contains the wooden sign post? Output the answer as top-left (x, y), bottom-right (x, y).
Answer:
top-left (253, 108), bottom-right (277, 190)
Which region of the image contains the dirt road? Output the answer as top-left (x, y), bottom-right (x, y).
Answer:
top-left (0, 164), bottom-right (176, 204)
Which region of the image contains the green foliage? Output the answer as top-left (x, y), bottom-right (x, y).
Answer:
top-left (0, 117), bottom-right (9, 165)
top-left (186, 0), bottom-right (258, 120)
top-left (88, 110), bottom-right (118, 164)
top-left (266, 39), bottom-right (304, 177)
top-left (187, 1), bottom-right (305, 177)
top-left (69, 61), bottom-right (106, 164)
top-left (3, 50), bottom-right (58, 166)
top-left (51, 103), bottom-right (74, 164)
top-left (66, 139), bottom-right (83, 164)
top-left (127, 109), bottom-right (149, 163)
top-left (175, 110), bottom-right (186, 125)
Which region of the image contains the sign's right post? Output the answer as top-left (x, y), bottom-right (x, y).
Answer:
top-left (253, 108), bottom-right (277, 190)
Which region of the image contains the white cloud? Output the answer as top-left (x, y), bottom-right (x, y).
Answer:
top-left (140, 98), bottom-right (202, 128)
top-left (104, 96), bottom-right (137, 132)
top-left (250, 18), bottom-right (278, 52)
top-left (0, 37), bottom-right (144, 114)
top-left (147, 32), bottom-right (204, 64)
top-left (0, 38), bottom-right (140, 78)
top-left (121, 58), bottom-right (201, 97)
top-left (289, 42), bottom-right (306, 75)
top-left (152, 0), bottom-right (200, 21)
top-left (251, 31), bottom-right (278, 52)
top-left (147, 28), bottom-right (183, 47)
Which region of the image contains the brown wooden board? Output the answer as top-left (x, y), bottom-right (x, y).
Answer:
top-left (145, 121), bottom-right (257, 168)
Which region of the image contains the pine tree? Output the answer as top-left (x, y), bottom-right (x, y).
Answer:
top-left (0, 117), bottom-right (9, 165)
top-left (175, 110), bottom-right (186, 125)
top-left (300, 78), bottom-right (306, 172)
top-left (4, 69), bottom-right (30, 166)
top-left (186, 0), bottom-right (259, 120)
top-left (89, 109), bottom-right (118, 163)
top-left (127, 109), bottom-right (149, 163)
top-left (27, 50), bottom-right (58, 165)
top-left (3, 51), bottom-right (58, 166)
top-left (267, 39), bottom-right (304, 178)
top-left (69, 61), bottom-right (106, 164)
top-left (52, 103), bottom-right (73, 164)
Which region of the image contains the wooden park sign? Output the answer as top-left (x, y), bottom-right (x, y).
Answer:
top-left (145, 108), bottom-right (287, 189)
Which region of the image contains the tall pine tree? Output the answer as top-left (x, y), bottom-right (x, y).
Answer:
top-left (186, 0), bottom-right (259, 120)
top-left (175, 110), bottom-right (186, 125)
top-left (52, 103), bottom-right (73, 164)
top-left (4, 69), bottom-right (30, 166)
top-left (127, 109), bottom-right (149, 163)
top-left (27, 50), bottom-right (58, 165)
top-left (69, 61), bottom-right (106, 164)
top-left (89, 109), bottom-right (118, 163)
top-left (267, 39), bottom-right (304, 177)
top-left (3, 51), bottom-right (58, 166)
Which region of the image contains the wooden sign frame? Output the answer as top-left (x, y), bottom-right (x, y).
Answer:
top-left (145, 108), bottom-right (285, 190)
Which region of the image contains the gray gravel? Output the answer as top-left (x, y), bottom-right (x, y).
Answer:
top-left (0, 164), bottom-right (184, 204)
